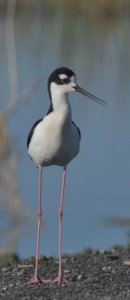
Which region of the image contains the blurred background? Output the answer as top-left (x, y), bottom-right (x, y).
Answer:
top-left (0, 0), bottom-right (130, 259)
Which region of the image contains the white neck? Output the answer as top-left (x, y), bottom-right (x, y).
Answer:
top-left (50, 82), bottom-right (72, 118)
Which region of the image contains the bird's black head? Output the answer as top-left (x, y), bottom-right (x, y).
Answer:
top-left (48, 67), bottom-right (76, 87)
top-left (48, 67), bottom-right (77, 99)
top-left (47, 67), bottom-right (107, 106)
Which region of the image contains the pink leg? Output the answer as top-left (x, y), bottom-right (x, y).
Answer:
top-left (25, 166), bottom-right (43, 285)
top-left (47, 166), bottom-right (67, 284)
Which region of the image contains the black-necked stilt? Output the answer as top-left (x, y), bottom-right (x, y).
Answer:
top-left (26, 67), bottom-right (106, 285)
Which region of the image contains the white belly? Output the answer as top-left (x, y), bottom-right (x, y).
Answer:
top-left (28, 115), bottom-right (80, 167)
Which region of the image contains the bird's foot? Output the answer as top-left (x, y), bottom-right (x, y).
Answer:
top-left (24, 275), bottom-right (43, 285)
top-left (43, 275), bottom-right (68, 285)
top-left (52, 275), bottom-right (68, 284)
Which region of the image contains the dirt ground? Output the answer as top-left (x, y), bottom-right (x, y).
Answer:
top-left (1, 246), bottom-right (130, 299)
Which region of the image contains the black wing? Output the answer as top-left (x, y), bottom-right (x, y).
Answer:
top-left (27, 118), bottom-right (43, 149)
top-left (72, 121), bottom-right (81, 142)
top-left (27, 103), bottom-right (53, 150)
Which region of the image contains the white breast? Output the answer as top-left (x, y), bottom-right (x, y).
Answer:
top-left (28, 106), bottom-right (80, 167)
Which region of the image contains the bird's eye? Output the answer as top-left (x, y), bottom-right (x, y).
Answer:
top-left (61, 77), bottom-right (70, 84)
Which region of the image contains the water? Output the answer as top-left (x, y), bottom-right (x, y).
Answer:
top-left (0, 3), bottom-right (130, 258)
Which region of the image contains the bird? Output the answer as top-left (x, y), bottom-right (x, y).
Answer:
top-left (26, 67), bottom-right (106, 285)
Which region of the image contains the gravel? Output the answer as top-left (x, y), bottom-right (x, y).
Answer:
top-left (1, 246), bottom-right (130, 299)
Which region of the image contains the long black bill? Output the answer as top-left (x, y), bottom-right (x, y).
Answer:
top-left (75, 85), bottom-right (107, 106)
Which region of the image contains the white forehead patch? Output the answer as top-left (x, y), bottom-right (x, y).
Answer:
top-left (59, 74), bottom-right (68, 80)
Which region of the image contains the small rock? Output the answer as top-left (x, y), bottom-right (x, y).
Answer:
top-left (17, 269), bottom-right (25, 276)
top-left (107, 254), bottom-right (120, 260)
top-left (85, 292), bottom-right (90, 296)
top-left (18, 264), bottom-right (33, 268)
top-left (123, 260), bottom-right (130, 266)
top-left (12, 267), bottom-right (18, 272)
top-left (77, 273), bottom-right (83, 280)
top-left (64, 269), bottom-right (70, 274)
top-left (99, 249), bottom-right (105, 254)
top-left (102, 267), bottom-right (107, 272)
top-left (2, 267), bottom-right (8, 272)
top-left (9, 283), bottom-right (15, 288)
